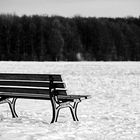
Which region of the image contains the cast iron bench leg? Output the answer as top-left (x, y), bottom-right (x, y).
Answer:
top-left (50, 98), bottom-right (58, 123)
top-left (69, 99), bottom-right (80, 121)
top-left (6, 98), bottom-right (18, 118)
top-left (50, 98), bottom-right (81, 123)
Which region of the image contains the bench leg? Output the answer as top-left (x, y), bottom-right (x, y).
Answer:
top-left (6, 98), bottom-right (18, 118)
top-left (50, 98), bottom-right (60, 123)
top-left (50, 98), bottom-right (81, 123)
top-left (69, 99), bottom-right (80, 121)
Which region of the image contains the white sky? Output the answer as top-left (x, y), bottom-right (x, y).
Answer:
top-left (0, 0), bottom-right (140, 17)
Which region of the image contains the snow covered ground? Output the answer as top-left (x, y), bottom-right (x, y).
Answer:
top-left (0, 62), bottom-right (140, 140)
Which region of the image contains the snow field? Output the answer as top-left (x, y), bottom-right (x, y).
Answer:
top-left (0, 62), bottom-right (140, 140)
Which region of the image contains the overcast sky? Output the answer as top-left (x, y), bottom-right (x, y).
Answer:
top-left (0, 0), bottom-right (140, 17)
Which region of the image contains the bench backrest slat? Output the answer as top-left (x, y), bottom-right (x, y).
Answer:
top-left (0, 87), bottom-right (66, 95)
top-left (0, 92), bottom-right (51, 100)
top-left (0, 73), bottom-right (62, 81)
top-left (0, 81), bottom-right (65, 88)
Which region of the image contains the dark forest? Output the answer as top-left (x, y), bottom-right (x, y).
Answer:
top-left (0, 14), bottom-right (140, 61)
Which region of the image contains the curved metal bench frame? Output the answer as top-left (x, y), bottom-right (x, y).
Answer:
top-left (0, 97), bottom-right (81, 123)
top-left (0, 97), bottom-right (18, 118)
top-left (50, 95), bottom-right (81, 123)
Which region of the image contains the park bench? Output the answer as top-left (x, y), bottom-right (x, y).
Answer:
top-left (0, 73), bottom-right (90, 123)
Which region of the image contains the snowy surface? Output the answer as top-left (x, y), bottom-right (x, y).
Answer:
top-left (0, 62), bottom-right (140, 140)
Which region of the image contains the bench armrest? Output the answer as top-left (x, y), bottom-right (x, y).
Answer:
top-left (57, 94), bottom-right (91, 101)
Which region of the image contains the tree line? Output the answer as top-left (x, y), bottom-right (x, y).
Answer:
top-left (0, 14), bottom-right (140, 61)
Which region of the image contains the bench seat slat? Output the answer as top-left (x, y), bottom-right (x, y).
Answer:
top-left (0, 93), bottom-right (90, 101)
top-left (0, 73), bottom-right (62, 81)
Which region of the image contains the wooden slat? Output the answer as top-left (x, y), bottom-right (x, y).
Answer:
top-left (0, 87), bottom-right (67, 95)
top-left (0, 93), bottom-right (90, 101)
top-left (0, 93), bottom-right (51, 100)
top-left (0, 73), bottom-right (62, 81)
top-left (0, 81), bottom-right (65, 88)
top-left (0, 93), bottom-right (83, 101)
top-left (0, 87), bottom-right (50, 94)
top-left (58, 95), bottom-right (91, 100)
top-left (56, 90), bottom-right (67, 95)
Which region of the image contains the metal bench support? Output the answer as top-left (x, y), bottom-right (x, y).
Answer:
top-left (2, 98), bottom-right (18, 118)
top-left (50, 96), bottom-right (81, 123)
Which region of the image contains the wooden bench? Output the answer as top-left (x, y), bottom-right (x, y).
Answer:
top-left (0, 73), bottom-right (90, 123)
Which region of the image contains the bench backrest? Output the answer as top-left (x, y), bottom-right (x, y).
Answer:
top-left (0, 73), bottom-right (67, 99)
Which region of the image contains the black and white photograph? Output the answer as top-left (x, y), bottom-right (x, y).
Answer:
top-left (0, 0), bottom-right (140, 139)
